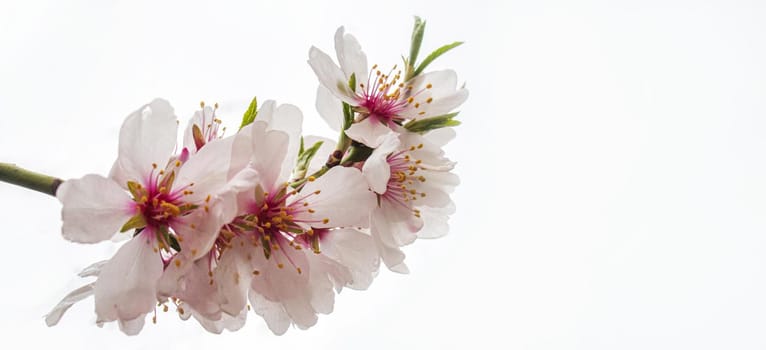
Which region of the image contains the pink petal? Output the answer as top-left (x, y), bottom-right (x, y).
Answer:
top-left (362, 133), bottom-right (400, 194)
top-left (345, 118), bottom-right (395, 148)
top-left (58, 174), bottom-right (133, 243)
top-left (334, 26), bottom-right (368, 85)
top-left (315, 86), bottom-right (344, 132)
top-left (111, 99), bottom-right (178, 186)
top-left (94, 233), bottom-right (163, 324)
top-left (293, 167), bottom-right (375, 229)
top-left (250, 121), bottom-right (289, 190)
top-left (307, 46), bottom-right (357, 105)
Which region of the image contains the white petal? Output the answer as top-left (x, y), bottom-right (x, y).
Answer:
top-left (94, 233), bottom-right (163, 323)
top-left (321, 228), bottom-right (379, 290)
top-left (176, 135), bottom-right (235, 203)
top-left (345, 119), bottom-right (395, 148)
top-left (334, 26), bottom-right (368, 84)
top-left (293, 167), bottom-right (375, 228)
top-left (78, 260), bottom-right (108, 277)
top-left (112, 99), bottom-right (178, 186)
top-left (315, 85), bottom-right (343, 132)
top-left (425, 88), bottom-right (469, 117)
top-left (58, 174), bottom-right (133, 243)
top-left (416, 203), bottom-right (454, 239)
top-left (371, 207), bottom-right (416, 273)
top-left (45, 283), bottom-right (95, 327)
top-left (264, 103), bottom-right (303, 182)
top-left (118, 316), bottom-right (146, 336)
top-left (214, 237), bottom-right (253, 316)
top-left (250, 121), bottom-right (289, 190)
top-left (248, 292), bottom-right (291, 335)
top-left (424, 128), bottom-right (457, 148)
top-left (308, 47), bottom-right (357, 104)
top-left (162, 259), bottom-right (221, 319)
top-left (362, 134), bottom-right (400, 194)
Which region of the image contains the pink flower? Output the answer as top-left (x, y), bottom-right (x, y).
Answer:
top-left (174, 102), bottom-right (379, 334)
top-left (362, 129), bottom-right (460, 273)
top-left (309, 27), bottom-right (468, 147)
top-left (55, 99), bottom-right (239, 334)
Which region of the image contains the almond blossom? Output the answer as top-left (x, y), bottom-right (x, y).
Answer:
top-left (362, 129), bottom-right (459, 273)
top-left (308, 27), bottom-right (468, 147)
top-left (171, 103), bottom-right (379, 334)
top-left (54, 99), bottom-right (240, 334)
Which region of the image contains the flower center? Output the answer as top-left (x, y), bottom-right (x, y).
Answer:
top-left (121, 161), bottom-right (197, 258)
top-left (383, 143), bottom-right (427, 218)
top-left (211, 183), bottom-right (329, 278)
top-left (356, 64), bottom-right (408, 125)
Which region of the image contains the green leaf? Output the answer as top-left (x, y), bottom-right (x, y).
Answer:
top-left (409, 16), bottom-right (426, 71)
top-left (239, 96), bottom-right (258, 130)
top-left (412, 41), bottom-right (463, 77)
top-left (292, 140), bottom-right (324, 180)
top-left (120, 214), bottom-right (146, 233)
top-left (342, 102), bottom-right (354, 129)
top-left (404, 112), bottom-right (461, 133)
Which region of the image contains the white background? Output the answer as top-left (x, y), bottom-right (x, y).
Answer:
top-left (2, 0), bottom-right (766, 349)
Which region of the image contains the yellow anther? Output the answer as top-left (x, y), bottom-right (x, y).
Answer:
top-left (322, 218), bottom-right (329, 224)
top-left (407, 97), bottom-right (414, 103)
top-left (314, 190), bottom-right (321, 195)
top-left (426, 83), bottom-right (433, 89)
top-left (174, 259), bottom-right (181, 268)
top-left (152, 163), bottom-right (158, 169)
top-left (306, 229), bottom-right (314, 236)
top-left (191, 248), bottom-right (198, 256)
top-left (308, 208), bottom-right (315, 213)
top-left (415, 103), bottom-right (420, 108)
top-left (308, 176), bottom-right (316, 182)
top-left (253, 270), bottom-right (260, 275)
top-left (204, 205), bottom-right (209, 213)
top-left (296, 267), bottom-right (302, 274)
top-left (200, 101), bottom-right (205, 108)
top-left (175, 160), bottom-right (181, 167)
top-left (163, 305), bottom-right (169, 312)
top-left (427, 97), bottom-right (433, 103)
top-left (190, 223), bottom-right (196, 229)
top-left (178, 307), bottom-right (185, 315)
top-left (160, 202), bottom-right (181, 216)
top-left (205, 194), bottom-right (211, 203)
top-left (277, 263), bottom-right (284, 269)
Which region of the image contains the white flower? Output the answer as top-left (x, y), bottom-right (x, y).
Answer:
top-left (180, 102), bottom-right (379, 334)
top-left (309, 27), bottom-right (468, 147)
top-left (362, 129), bottom-right (459, 272)
top-left (55, 99), bottom-right (239, 334)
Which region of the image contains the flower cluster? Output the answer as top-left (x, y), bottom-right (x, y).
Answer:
top-left (47, 18), bottom-right (467, 335)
